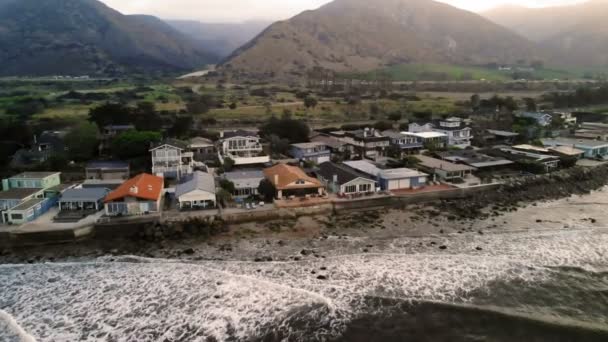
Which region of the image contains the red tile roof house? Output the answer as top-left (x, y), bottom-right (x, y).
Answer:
top-left (263, 164), bottom-right (325, 200)
top-left (104, 174), bottom-right (164, 217)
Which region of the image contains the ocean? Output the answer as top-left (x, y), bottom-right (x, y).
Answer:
top-left (1, 225), bottom-right (607, 341)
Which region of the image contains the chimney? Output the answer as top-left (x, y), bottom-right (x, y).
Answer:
top-left (274, 174), bottom-right (279, 185)
top-left (130, 186), bottom-right (138, 194)
top-left (333, 174), bottom-right (338, 183)
top-left (220, 131), bottom-right (225, 139)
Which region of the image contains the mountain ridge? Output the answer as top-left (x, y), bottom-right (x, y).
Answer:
top-left (0, 0), bottom-right (216, 76)
top-left (219, 0), bottom-right (540, 80)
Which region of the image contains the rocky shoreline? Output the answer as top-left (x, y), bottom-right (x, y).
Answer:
top-left (1, 164), bottom-right (607, 264)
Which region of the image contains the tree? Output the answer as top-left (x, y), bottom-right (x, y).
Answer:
top-left (216, 189), bottom-right (232, 207)
top-left (259, 117), bottom-right (310, 143)
top-left (186, 95), bottom-right (215, 115)
top-left (168, 116), bottom-right (193, 138)
top-left (89, 103), bottom-right (131, 128)
top-left (64, 122), bottom-right (98, 162)
top-left (304, 95), bottom-right (318, 110)
top-left (268, 134), bottom-right (290, 156)
top-left (387, 112), bottom-right (402, 122)
top-left (219, 179), bottom-right (236, 194)
top-left (524, 98), bottom-right (537, 112)
top-left (223, 157), bottom-right (235, 172)
top-left (373, 121), bottom-right (393, 131)
top-left (470, 94), bottom-right (481, 110)
top-left (111, 131), bottom-right (162, 160)
top-left (258, 179), bottom-right (276, 202)
top-left (131, 102), bottom-right (163, 131)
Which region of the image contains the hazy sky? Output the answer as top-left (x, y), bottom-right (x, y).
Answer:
top-left (99, 0), bottom-right (589, 22)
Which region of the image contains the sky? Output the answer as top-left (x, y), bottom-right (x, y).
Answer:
top-left (99, 0), bottom-right (590, 23)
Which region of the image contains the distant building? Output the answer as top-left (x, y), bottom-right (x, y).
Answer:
top-left (310, 133), bottom-right (349, 154)
top-left (541, 138), bottom-right (608, 160)
top-left (104, 174), bottom-right (164, 217)
top-left (263, 164), bottom-right (324, 199)
top-left (401, 132), bottom-right (448, 149)
top-left (223, 170), bottom-right (265, 199)
top-left (102, 125), bottom-right (135, 139)
top-left (316, 162), bottom-right (377, 195)
top-left (218, 130), bottom-right (270, 166)
top-left (518, 112), bottom-right (553, 127)
top-left (150, 140), bottom-right (194, 180)
top-left (2, 172), bottom-right (61, 191)
top-left (59, 188), bottom-right (109, 212)
top-left (409, 117), bottom-right (473, 148)
top-left (575, 122), bottom-right (608, 141)
top-left (85, 161), bottom-right (130, 181)
top-left (484, 129), bottom-right (520, 145)
top-left (175, 171), bottom-right (217, 210)
top-left (289, 142), bottom-right (331, 164)
top-left (497, 148), bottom-right (560, 173)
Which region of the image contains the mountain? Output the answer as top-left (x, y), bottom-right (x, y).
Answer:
top-left (0, 0), bottom-right (217, 76)
top-left (482, 0), bottom-right (608, 66)
top-left (219, 0), bottom-right (539, 80)
top-left (166, 20), bottom-right (271, 58)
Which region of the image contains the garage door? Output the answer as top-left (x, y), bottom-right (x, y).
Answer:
top-left (388, 178), bottom-right (410, 190)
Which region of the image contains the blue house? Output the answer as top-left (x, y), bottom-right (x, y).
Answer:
top-left (542, 138), bottom-right (608, 160)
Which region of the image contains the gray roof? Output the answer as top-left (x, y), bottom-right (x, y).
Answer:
top-left (290, 142), bottom-right (328, 149)
top-left (416, 155), bottom-right (477, 172)
top-left (317, 162), bottom-right (374, 186)
top-left (224, 170), bottom-right (265, 189)
top-left (0, 188), bottom-right (42, 200)
top-left (10, 172), bottom-right (60, 179)
top-left (60, 188), bottom-right (109, 202)
top-left (379, 168), bottom-right (428, 180)
top-left (11, 198), bottom-right (45, 211)
top-left (542, 138), bottom-right (608, 149)
top-left (175, 171), bottom-right (216, 198)
top-left (487, 129), bottom-right (519, 137)
top-left (86, 161), bottom-right (129, 170)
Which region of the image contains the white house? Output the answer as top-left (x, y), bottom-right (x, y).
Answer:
top-left (175, 171), bottom-right (217, 210)
top-left (409, 117), bottom-right (472, 148)
top-left (218, 130), bottom-right (270, 166)
top-left (343, 160), bottom-right (428, 191)
top-left (150, 140), bottom-right (194, 180)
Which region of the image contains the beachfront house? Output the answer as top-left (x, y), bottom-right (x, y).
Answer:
top-left (150, 140), bottom-right (194, 180)
top-left (329, 128), bottom-right (390, 159)
top-left (59, 188), bottom-right (109, 213)
top-left (223, 170), bottom-right (265, 199)
top-left (263, 164), bottom-right (324, 200)
top-left (415, 155), bottom-right (476, 181)
top-left (104, 174), bottom-right (164, 217)
top-left (175, 171), bottom-right (217, 210)
top-left (218, 130), bottom-right (270, 166)
top-left (0, 172), bottom-right (64, 224)
top-left (497, 148), bottom-right (560, 173)
top-left (381, 130), bottom-right (424, 156)
top-left (189, 137), bottom-right (216, 162)
top-left (409, 117), bottom-right (473, 148)
top-left (343, 160), bottom-right (428, 191)
top-left (437, 150), bottom-right (514, 170)
top-left (541, 138), bottom-right (608, 160)
top-left (316, 162), bottom-right (377, 195)
top-left (85, 161), bottom-right (130, 181)
top-left (289, 142), bottom-right (331, 165)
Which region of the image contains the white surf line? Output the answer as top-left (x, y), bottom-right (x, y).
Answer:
top-left (0, 258), bottom-right (341, 314)
top-left (0, 309), bottom-right (36, 342)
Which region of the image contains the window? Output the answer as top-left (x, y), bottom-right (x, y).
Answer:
top-left (344, 185), bottom-right (357, 193)
top-left (359, 184), bottom-right (372, 192)
top-left (295, 179), bottom-right (306, 185)
top-left (11, 214), bottom-right (23, 220)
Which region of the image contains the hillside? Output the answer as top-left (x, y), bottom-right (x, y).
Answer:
top-left (0, 0), bottom-right (216, 76)
top-left (219, 0), bottom-right (539, 80)
top-left (482, 0), bottom-right (608, 66)
top-left (167, 20), bottom-right (271, 58)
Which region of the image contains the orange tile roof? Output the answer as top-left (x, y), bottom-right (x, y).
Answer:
top-left (263, 164), bottom-right (322, 190)
top-left (104, 173), bottom-right (164, 203)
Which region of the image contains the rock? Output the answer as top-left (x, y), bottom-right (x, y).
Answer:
top-left (214, 295), bottom-right (221, 299)
top-left (439, 245), bottom-right (447, 250)
top-left (536, 219), bottom-right (543, 223)
top-left (47, 277), bottom-right (60, 283)
top-left (476, 247), bottom-right (483, 251)
top-left (320, 267), bottom-right (327, 271)
top-left (439, 229), bottom-right (444, 234)
top-left (317, 275), bottom-right (327, 280)
top-left (311, 270), bottom-right (316, 274)
top-left (590, 218), bottom-right (597, 224)
top-left (182, 248), bottom-right (195, 255)
top-left (362, 249), bottom-right (369, 253)
top-left (478, 230), bottom-right (484, 235)
top-left (254, 258), bottom-right (263, 262)
top-left (300, 249), bottom-right (313, 256)
top-left (293, 256), bottom-right (301, 261)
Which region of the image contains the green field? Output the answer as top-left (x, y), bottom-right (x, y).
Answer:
top-left (344, 63), bottom-right (608, 82)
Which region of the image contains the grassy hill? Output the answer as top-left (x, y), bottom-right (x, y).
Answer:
top-left (220, 0), bottom-right (540, 81)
